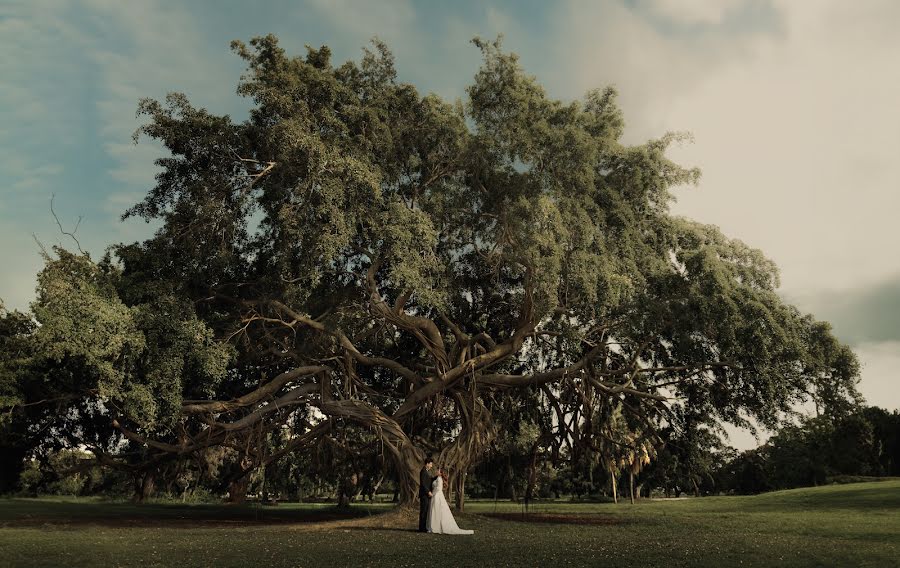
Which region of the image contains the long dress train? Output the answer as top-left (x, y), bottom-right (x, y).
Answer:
top-left (425, 476), bottom-right (474, 535)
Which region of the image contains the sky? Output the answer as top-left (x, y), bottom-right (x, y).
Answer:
top-left (1, 0), bottom-right (898, 449)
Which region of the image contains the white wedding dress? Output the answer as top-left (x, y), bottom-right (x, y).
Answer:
top-left (425, 476), bottom-right (474, 535)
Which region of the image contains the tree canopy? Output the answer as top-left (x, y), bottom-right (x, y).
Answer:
top-left (1, 35), bottom-right (860, 505)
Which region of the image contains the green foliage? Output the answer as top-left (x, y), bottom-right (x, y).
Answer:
top-left (17, 460), bottom-right (41, 496)
top-left (32, 249), bottom-right (146, 396)
top-left (641, 420), bottom-right (734, 497)
top-left (0, 302), bottom-right (38, 492)
top-left (15, 450), bottom-right (110, 497)
top-left (25, 248), bottom-right (233, 431)
top-left (862, 406), bottom-right (900, 476)
top-left (0, 301), bottom-right (34, 413)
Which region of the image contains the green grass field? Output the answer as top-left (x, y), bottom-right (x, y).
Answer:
top-left (1, 480), bottom-right (898, 567)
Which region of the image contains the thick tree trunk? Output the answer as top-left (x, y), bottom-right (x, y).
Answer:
top-left (588, 455), bottom-right (594, 486)
top-left (454, 471), bottom-right (466, 512)
top-left (396, 452), bottom-right (423, 508)
top-left (319, 399), bottom-right (422, 508)
top-left (321, 389), bottom-right (494, 510)
top-left (368, 474), bottom-right (384, 502)
top-left (0, 446), bottom-right (27, 495)
top-left (132, 471), bottom-right (156, 503)
top-left (227, 476), bottom-right (250, 504)
top-left (352, 471), bottom-right (365, 501)
top-left (525, 443), bottom-right (539, 506)
top-left (338, 472), bottom-right (360, 508)
top-left (629, 471), bottom-right (635, 505)
top-left (446, 473), bottom-right (454, 506)
top-left (435, 391), bottom-right (495, 509)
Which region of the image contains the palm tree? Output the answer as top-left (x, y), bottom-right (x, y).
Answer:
top-left (597, 404), bottom-right (656, 504)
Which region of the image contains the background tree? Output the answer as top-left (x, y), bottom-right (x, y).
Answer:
top-left (0, 301), bottom-right (36, 493)
top-left (860, 407), bottom-right (900, 477)
top-left (640, 401), bottom-right (734, 497)
top-left (713, 406), bottom-right (896, 494)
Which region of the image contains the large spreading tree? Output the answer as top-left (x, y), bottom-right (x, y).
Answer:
top-left (3, 35), bottom-right (859, 506)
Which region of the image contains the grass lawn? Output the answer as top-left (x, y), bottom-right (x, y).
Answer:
top-left (0, 480), bottom-right (898, 567)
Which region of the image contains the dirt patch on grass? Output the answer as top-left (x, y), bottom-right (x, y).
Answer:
top-left (291, 506), bottom-right (419, 532)
top-left (481, 512), bottom-right (627, 526)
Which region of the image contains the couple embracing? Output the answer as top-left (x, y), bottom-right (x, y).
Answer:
top-left (417, 456), bottom-right (474, 535)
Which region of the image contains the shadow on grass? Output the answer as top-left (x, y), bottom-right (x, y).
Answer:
top-left (0, 498), bottom-right (386, 528)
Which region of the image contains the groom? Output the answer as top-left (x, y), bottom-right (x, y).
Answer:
top-left (418, 456), bottom-right (436, 533)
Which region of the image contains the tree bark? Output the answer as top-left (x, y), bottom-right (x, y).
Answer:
top-left (367, 474), bottom-right (384, 502)
top-left (611, 468), bottom-right (618, 504)
top-left (227, 476), bottom-right (250, 504)
top-left (454, 471), bottom-right (466, 512)
top-left (338, 472), bottom-right (359, 508)
top-left (132, 471), bottom-right (156, 503)
top-left (629, 471), bottom-right (635, 505)
top-left (0, 445), bottom-right (27, 495)
top-left (525, 442), bottom-right (539, 506)
top-left (319, 399), bottom-right (423, 507)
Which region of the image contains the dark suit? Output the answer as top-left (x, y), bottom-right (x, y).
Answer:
top-left (418, 466), bottom-right (435, 532)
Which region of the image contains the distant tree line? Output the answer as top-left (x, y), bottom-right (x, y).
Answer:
top-left (716, 406), bottom-right (900, 494)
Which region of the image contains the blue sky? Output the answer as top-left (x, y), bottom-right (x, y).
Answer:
top-left (2, 0), bottom-right (899, 447)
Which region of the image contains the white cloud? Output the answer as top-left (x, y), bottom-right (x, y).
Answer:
top-left (551, 0), bottom-right (900, 297)
top-left (305, 0), bottom-right (416, 40)
top-left (302, 0), bottom-right (479, 100)
top-left (659, 1), bottom-right (900, 296)
top-left (0, 2), bottom-right (87, 313)
top-left (723, 422), bottom-right (769, 451)
top-left (0, 226), bottom-right (44, 312)
top-left (644, 0), bottom-right (745, 25)
top-left (1, 0), bottom-right (238, 311)
top-left (0, 2), bottom-right (77, 198)
top-left (853, 341), bottom-right (900, 411)
top-left (549, 1), bottom-right (773, 143)
top-left (78, 0), bottom-right (243, 196)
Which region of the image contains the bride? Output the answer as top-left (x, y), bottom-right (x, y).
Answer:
top-left (426, 467), bottom-right (474, 535)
